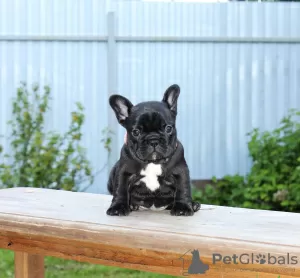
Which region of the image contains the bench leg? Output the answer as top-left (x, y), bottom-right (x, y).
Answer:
top-left (14, 251), bottom-right (45, 278)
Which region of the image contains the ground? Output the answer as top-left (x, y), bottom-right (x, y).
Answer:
top-left (0, 249), bottom-right (179, 278)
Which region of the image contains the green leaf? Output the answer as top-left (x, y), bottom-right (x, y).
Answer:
top-left (0, 82), bottom-right (103, 193)
top-left (192, 108), bottom-right (300, 213)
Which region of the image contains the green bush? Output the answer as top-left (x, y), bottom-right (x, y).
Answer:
top-left (193, 109), bottom-right (300, 212)
top-left (0, 83), bottom-right (110, 191)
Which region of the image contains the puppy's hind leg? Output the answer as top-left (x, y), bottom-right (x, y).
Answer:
top-left (192, 201), bottom-right (201, 212)
top-left (130, 204), bottom-right (140, 211)
top-left (107, 162), bottom-right (118, 195)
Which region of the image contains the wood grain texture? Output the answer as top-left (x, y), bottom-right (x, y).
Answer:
top-left (0, 187), bottom-right (300, 277)
top-left (14, 251), bottom-right (44, 278)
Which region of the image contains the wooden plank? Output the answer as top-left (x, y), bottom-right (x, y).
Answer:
top-left (0, 187), bottom-right (300, 277)
top-left (14, 251), bottom-right (44, 278)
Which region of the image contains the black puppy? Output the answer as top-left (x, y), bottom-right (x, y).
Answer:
top-left (106, 84), bottom-right (201, 216)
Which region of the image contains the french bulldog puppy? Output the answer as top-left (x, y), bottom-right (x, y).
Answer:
top-left (106, 84), bottom-right (201, 216)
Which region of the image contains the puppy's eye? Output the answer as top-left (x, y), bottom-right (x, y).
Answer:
top-left (132, 129), bottom-right (140, 137)
top-left (165, 125), bottom-right (173, 134)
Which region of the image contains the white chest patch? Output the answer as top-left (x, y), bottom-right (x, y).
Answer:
top-left (140, 163), bottom-right (162, 191)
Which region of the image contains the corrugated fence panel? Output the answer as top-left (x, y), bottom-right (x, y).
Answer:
top-left (0, 0), bottom-right (109, 193)
top-left (1, 1), bottom-right (300, 192)
top-left (114, 2), bottom-right (300, 179)
top-left (115, 2), bottom-right (300, 37)
top-left (0, 0), bottom-right (107, 35)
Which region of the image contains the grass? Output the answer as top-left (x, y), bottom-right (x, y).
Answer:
top-left (0, 249), bottom-right (179, 278)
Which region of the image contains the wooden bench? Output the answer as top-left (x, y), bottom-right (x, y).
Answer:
top-left (0, 187), bottom-right (300, 278)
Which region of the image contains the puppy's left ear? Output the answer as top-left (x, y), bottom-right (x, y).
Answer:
top-left (162, 84), bottom-right (180, 115)
top-left (109, 94), bottom-right (133, 125)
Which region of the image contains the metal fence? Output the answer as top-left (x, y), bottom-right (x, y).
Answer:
top-left (1, 0), bottom-right (300, 193)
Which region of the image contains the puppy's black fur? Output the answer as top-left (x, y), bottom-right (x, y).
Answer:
top-left (106, 84), bottom-right (201, 216)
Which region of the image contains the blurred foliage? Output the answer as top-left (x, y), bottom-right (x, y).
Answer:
top-left (193, 109), bottom-right (300, 213)
top-left (0, 82), bottom-right (112, 191)
top-left (101, 126), bottom-right (114, 154)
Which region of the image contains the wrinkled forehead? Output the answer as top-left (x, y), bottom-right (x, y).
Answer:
top-left (130, 103), bottom-right (174, 130)
top-left (135, 112), bottom-right (165, 130)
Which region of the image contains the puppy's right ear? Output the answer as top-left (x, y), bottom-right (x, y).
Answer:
top-left (109, 95), bottom-right (133, 125)
top-left (162, 84), bottom-right (180, 115)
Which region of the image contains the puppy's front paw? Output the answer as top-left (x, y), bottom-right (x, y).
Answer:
top-left (106, 202), bottom-right (130, 216)
top-left (171, 202), bottom-right (194, 216)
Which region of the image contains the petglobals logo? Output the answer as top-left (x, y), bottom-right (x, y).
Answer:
top-left (212, 253), bottom-right (298, 265)
top-left (175, 249), bottom-right (298, 276)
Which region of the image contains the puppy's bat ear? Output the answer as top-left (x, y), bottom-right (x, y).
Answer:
top-left (109, 94), bottom-right (133, 125)
top-left (162, 84), bottom-right (180, 115)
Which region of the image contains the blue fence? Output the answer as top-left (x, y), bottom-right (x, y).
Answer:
top-left (1, 0), bottom-right (300, 193)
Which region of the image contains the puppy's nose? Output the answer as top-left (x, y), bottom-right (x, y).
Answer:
top-left (148, 139), bottom-right (159, 148)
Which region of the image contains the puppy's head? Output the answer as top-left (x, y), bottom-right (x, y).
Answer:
top-left (109, 84), bottom-right (180, 163)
